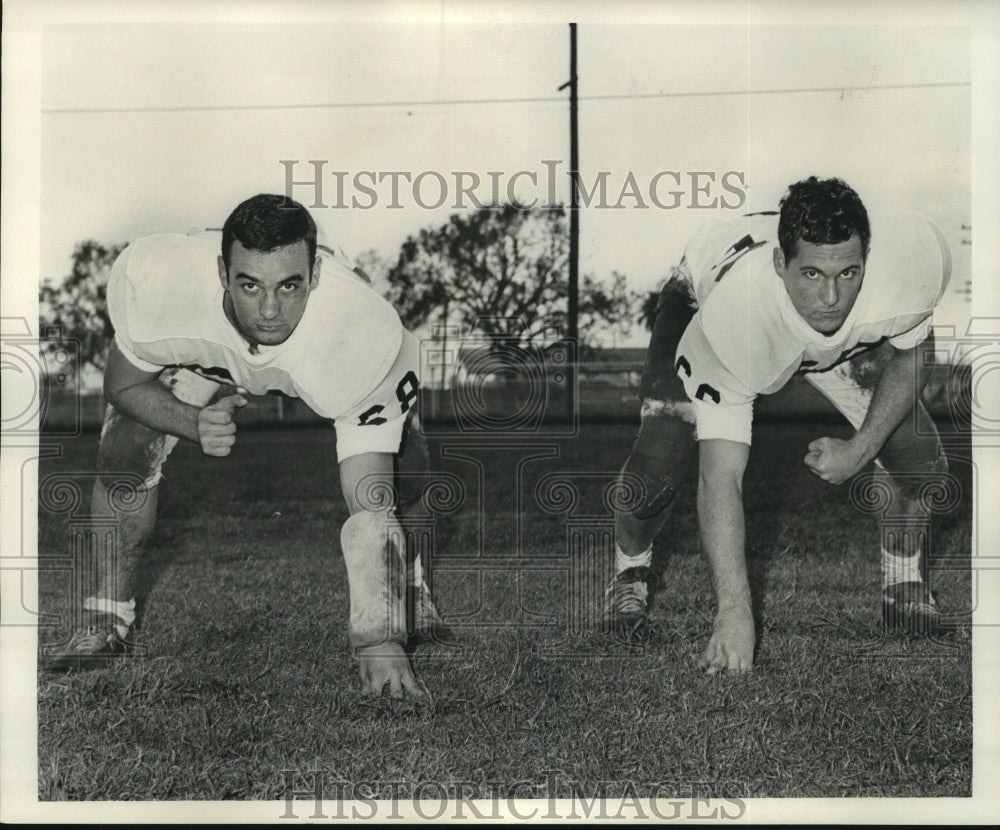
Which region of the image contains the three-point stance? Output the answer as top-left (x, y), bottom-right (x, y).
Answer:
top-left (47, 194), bottom-right (441, 698)
top-left (608, 177), bottom-right (951, 672)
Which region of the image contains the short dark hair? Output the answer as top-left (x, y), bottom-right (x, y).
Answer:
top-left (778, 177), bottom-right (870, 262)
top-left (220, 194), bottom-right (317, 269)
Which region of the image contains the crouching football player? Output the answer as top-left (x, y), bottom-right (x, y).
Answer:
top-left (46, 194), bottom-right (442, 698)
top-left (608, 177), bottom-right (952, 673)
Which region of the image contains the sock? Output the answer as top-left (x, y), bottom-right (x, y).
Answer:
top-left (616, 543), bottom-right (652, 575)
top-left (881, 548), bottom-right (922, 591)
top-left (409, 551), bottom-right (425, 588)
top-left (84, 596), bottom-right (136, 638)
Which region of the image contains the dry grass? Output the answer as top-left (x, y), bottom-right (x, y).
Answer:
top-left (37, 421), bottom-right (972, 801)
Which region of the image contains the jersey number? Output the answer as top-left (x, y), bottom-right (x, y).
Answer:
top-left (357, 370), bottom-right (420, 426)
top-left (675, 353), bottom-right (721, 404)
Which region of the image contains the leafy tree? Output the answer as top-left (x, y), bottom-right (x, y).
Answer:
top-left (372, 205), bottom-right (639, 348)
top-left (39, 240), bottom-right (126, 376)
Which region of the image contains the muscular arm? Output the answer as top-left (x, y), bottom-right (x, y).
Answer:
top-left (104, 341), bottom-right (201, 441)
top-left (697, 438), bottom-right (756, 673)
top-left (852, 333), bottom-right (935, 465)
top-left (104, 340), bottom-right (246, 457)
top-left (806, 332), bottom-right (935, 485)
top-left (697, 439), bottom-right (752, 612)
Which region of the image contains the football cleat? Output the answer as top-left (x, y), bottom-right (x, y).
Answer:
top-left (407, 580), bottom-right (452, 643)
top-left (43, 612), bottom-right (139, 671)
top-left (882, 580), bottom-right (941, 635)
top-left (604, 566), bottom-right (658, 629)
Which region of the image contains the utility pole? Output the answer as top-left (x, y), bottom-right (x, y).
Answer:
top-left (556, 23), bottom-right (580, 423)
top-left (559, 23), bottom-right (580, 346)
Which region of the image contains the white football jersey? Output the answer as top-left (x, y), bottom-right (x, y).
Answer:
top-left (107, 232), bottom-right (419, 460)
top-left (673, 210), bottom-right (951, 444)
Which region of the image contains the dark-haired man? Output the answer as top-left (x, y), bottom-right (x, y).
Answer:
top-left (46, 194), bottom-right (440, 698)
top-left (608, 177), bottom-right (952, 673)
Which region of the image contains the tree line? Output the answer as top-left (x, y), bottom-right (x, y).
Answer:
top-left (40, 205), bottom-right (651, 378)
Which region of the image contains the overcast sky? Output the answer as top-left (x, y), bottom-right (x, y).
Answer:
top-left (16, 2), bottom-right (984, 345)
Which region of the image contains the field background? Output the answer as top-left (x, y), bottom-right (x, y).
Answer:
top-left (36, 410), bottom-right (973, 801)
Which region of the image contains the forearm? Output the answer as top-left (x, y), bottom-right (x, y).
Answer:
top-left (697, 440), bottom-right (751, 611)
top-left (851, 342), bottom-right (930, 465)
top-left (108, 380), bottom-right (201, 443)
top-left (698, 475), bottom-right (750, 609)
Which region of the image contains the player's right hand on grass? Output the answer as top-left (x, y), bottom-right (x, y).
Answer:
top-left (358, 641), bottom-right (424, 699)
top-left (197, 392), bottom-right (248, 456)
top-left (699, 602), bottom-right (756, 674)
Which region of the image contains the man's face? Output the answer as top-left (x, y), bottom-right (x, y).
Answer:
top-left (773, 235), bottom-right (866, 334)
top-left (218, 239), bottom-right (319, 347)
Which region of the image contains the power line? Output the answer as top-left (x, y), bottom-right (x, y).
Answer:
top-left (42, 81), bottom-right (969, 115)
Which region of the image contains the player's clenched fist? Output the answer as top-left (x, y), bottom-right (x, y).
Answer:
top-left (804, 436), bottom-right (866, 485)
top-left (197, 392), bottom-right (248, 456)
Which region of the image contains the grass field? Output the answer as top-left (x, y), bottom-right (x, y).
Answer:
top-left (36, 419), bottom-right (973, 802)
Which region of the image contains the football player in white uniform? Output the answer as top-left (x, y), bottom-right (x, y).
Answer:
top-left (46, 194), bottom-right (442, 698)
top-left (609, 177), bottom-right (951, 673)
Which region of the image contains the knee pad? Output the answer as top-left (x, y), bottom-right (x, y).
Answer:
top-left (885, 451), bottom-right (950, 510)
top-left (878, 407), bottom-right (949, 502)
top-left (620, 404), bottom-right (695, 520)
top-left (340, 511), bottom-right (407, 649)
top-left (96, 368), bottom-right (225, 491)
top-left (97, 405), bottom-right (179, 491)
